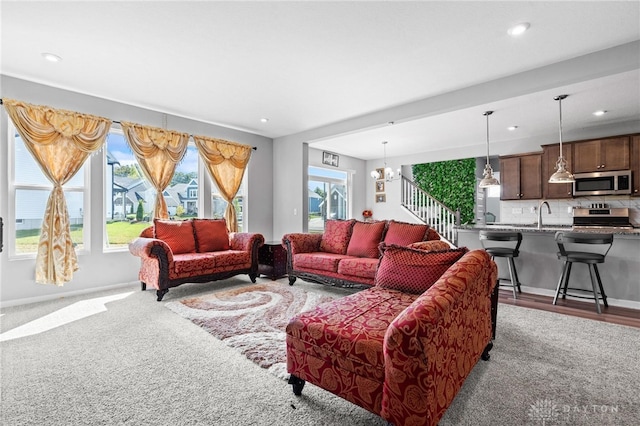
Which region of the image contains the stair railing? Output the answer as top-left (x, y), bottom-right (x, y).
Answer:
top-left (400, 176), bottom-right (460, 246)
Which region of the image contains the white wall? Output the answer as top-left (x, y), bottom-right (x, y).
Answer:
top-left (0, 75), bottom-right (274, 306)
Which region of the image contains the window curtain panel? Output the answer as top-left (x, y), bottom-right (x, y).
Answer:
top-left (120, 121), bottom-right (189, 220)
top-left (3, 99), bottom-right (111, 286)
top-left (192, 136), bottom-right (252, 232)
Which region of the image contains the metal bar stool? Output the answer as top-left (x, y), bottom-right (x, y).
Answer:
top-left (553, 231), bottom-right (613, 314)
top-left (479, 231), bottom-right (523, 298)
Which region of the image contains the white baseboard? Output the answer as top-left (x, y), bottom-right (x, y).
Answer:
top-left (0, 281), bottom-right (139, 309)
top-left (519, 285), bottom-right (640, 311)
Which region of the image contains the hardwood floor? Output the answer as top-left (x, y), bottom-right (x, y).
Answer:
top-left (497, 288), bottom-right (640, 328)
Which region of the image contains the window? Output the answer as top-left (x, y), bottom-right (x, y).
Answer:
top-left (211, 177), bottom-right (245, 232)
top-left (10, 127), bottom-right (87, 256)
top-left (104, 130), bottom-right (153, 249)
top-left (104, 131), bottom-right (200, 249)
top-left (308, 166), bottom-right (348, 233)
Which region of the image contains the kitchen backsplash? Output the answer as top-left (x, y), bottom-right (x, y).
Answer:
top-left (499, 197), bottom-right (640, 227)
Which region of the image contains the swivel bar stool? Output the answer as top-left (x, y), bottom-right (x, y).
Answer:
top-left (553, 231), bottom-right (613, 314)
top-left (479, 231), bottom-right (523, 298)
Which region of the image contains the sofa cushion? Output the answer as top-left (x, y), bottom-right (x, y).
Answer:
top-left (407, 240), bottom-right (451, 252)
top-left (337, 257), bottom-right (379, 280)
top-left (383, 220), bottom-right (429, 246)
top-left (346, 221), bottom-right (386, 258)
top-left (425, 227), bottom-right (442, 241)
top-left (320, 219), bottom-right (356, 254)
top-left (294, 252), bottom-right (350, 273)
top-left (375, 244), bottom-right (468, 294)
top-left (192, 218), bottom-right (230, 252)
top-left (154, 219), bottom-right (196, 254)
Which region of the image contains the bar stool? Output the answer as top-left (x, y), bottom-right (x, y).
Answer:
top-left (553, 232), bottom-right (613, 314)
top-left (479, 231), bottom-right (523, 298)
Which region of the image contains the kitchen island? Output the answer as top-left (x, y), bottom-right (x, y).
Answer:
top-left (456, 224), bottom-right (640, 308)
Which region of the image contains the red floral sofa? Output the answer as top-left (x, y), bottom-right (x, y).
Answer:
top-left (282, 219), bottom-right (446, 288)
top-left (129, 218), bottom-right (264, 301)
top-left (286, 247), bottom-right (498, 426)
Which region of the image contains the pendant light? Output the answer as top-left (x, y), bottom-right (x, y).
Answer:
top-left (479, 111), bottom-right (499, 188)
top-left (549, 94), bottom-right (575, 183)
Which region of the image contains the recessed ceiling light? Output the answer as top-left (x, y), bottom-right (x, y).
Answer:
top-left (42, 52), bottom-right (62, 62)
top-left (507, 126), bottom-right (518, 131)
top-left (508, 23), bottom-right (530, 37)
top-left (593, 110), bottom-right (607, 116)
top-left (260, 118), bottom-right (269, 123)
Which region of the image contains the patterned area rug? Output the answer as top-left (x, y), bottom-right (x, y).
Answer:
top-left (165, 282), bottom-right (335, 380)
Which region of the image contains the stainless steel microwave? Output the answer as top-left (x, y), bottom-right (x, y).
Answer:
top-left (572, 170), bottom-right (632, 196)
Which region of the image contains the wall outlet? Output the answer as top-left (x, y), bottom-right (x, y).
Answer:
top-left (512, 208), bottom-right (523, 214)
top-left (293, 208), bottom-right (297, 216)
top-left (567, 206), bottom-right (573, 214)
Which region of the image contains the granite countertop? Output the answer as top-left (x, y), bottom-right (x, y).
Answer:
top-left (456, 223), bottom-right (640, 235)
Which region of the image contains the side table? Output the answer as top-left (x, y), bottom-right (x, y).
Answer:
top-left (258, 241), bottom-right (287, 280)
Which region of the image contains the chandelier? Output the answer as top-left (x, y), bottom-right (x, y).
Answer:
top-left (370, 141), bottom-right (400, 182)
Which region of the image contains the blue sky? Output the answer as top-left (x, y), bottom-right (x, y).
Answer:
top-left (107, 133), bottom-right (198, 174)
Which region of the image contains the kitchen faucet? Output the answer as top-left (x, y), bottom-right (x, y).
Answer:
top-left (538, 200), bottom-right (551, 229)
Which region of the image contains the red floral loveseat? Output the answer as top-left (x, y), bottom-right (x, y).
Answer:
top-left (286, 247), bottom-right (498, 426)
top-left (282, 219), bottom-right (447, 288)
top-left (129, 218), bottom-right (264, 301)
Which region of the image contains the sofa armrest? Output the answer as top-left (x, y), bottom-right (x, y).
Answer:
top-left (230, 232), bottom-right (265, 252)
top-left (381, 250), bottom-right (497, 426)
top-left (282, 233), bottom-right (322, 255)
top-left (129, 237), bottom-right (175, 264)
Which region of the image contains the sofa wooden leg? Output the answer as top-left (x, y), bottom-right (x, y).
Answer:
top-left (288, 375), bottom-right (305, 396)
top-left (156, 289), bottom-right (169, 302)
top-left (249, 273), bottom-right (257, 283)
top-left (288, 276), bottom-right (297, 286)
top-left (141, 282), bottom-right (146, 291)
top-left (481, 341), bottom-right (493, 361)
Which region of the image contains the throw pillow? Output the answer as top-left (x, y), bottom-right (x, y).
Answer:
top-left (375, 244), bottom-right (469, 294)
top-left (383, 220), bottom-right (429, 246)
top-left (192, 219), bottom-right (230, 252)
top-left (346, 220), bottom-right (386, 258)
top-left (407, 240), bottom-right (451, 252)
top-left (320, 219), bottom-right (356, 254)
top-left (425, 228), bottom-right (442, 241)
top-left (154, 219), bottom-right (196, 254)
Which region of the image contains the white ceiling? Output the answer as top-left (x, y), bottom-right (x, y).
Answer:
top-left (1, 1), bottom-right (639, 160)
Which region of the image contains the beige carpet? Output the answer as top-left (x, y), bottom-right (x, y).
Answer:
top-left (165, 282), bottom-right (335, 379)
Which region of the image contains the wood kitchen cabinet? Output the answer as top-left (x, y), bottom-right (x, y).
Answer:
top-left (542, 143), bottom-right (574, 199)
top-left (632, 135), bottom-right (640, 196)
top-left (573, 136), bottom-right (630, 173)
top-left (500, 153), bottom-right (542, 200)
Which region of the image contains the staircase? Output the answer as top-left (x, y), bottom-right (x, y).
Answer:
top-left (400, 176), bottom-right (461, 246)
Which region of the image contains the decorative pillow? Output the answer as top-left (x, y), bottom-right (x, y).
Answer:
top-left (153, 219), bottom-right (196, 254)
top-left (375, 244), bottom-right (469, 294)
top-left (383, 220), bottom-right (429, 246)
top-left (320, 219), bottom-right (356, 254)
top-left (408, 240), bottom-right (451, 252)
top-left (192, 219), bottom-right (230, 252)
top-left (346, 221), bottom-right (386, 258)
top-left (425, 227), bottom-right (441, 241)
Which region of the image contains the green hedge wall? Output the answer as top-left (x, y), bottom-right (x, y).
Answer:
top-left (412, 158), bottom-right (476, 224)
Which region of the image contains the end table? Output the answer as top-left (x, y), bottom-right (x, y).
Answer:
top-left (258, 241), bottom-right (287, 280)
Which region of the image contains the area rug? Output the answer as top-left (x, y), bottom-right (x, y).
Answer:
top-left (165, 282), bottom-right (335, 380)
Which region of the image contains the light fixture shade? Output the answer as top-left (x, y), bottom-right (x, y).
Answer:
top-left (548, 157), bottom-right (575, 183)
top-left (370, 170), bottom-right (380, 180)
top-left (479, 164), bottom-right (500, 188)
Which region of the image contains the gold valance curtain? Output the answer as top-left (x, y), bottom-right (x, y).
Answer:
top-left (3, 99), bottom-right (111, 286)
top-left (192, 136), bottom-right (252, 232)
top-left (120, 122), bottom-right (190, 220)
